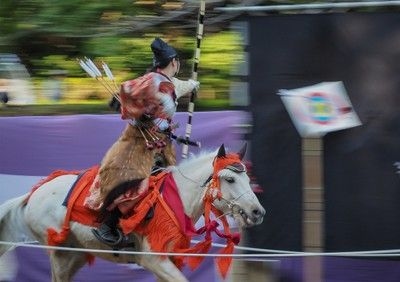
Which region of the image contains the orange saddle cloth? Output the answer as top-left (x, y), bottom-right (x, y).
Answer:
top-left (39, 165), bottom-right (150, 246)
top-left (63, 166), bottom-right (101, 227)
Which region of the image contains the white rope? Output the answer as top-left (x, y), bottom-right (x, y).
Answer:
top-left (1, 240), bottom-right (400, 258)
top-left (215, 1), bottom-right (400, 13)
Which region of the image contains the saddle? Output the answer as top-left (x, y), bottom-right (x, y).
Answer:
top-left (42, 159), bottom-right (168, 242)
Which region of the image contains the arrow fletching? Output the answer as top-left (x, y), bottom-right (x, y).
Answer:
top-left (78, 59), bottom-right (96, 78)
top-left (102, 62), bottom-right (114, 81)
top-left (85, 57), bottom-right (102, 77)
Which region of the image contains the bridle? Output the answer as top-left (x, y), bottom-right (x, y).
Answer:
top-left (215, 191), bottom-right (253, 219)
top-left (175, 154), bottom-right (250, 218)
top-left (201, 155), bottom-right (251, 219)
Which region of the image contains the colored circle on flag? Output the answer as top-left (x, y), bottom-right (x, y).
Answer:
top-left (308, 92), bottom-right (336, 124)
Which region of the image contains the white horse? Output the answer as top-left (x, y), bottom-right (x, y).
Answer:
top-left (0, 144), bottom-right (265, 282)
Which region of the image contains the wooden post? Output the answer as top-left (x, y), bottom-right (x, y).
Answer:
top-left (231, 258), bottom-right (279, 282)
top-left (302, 137), bottom-right (324, 282)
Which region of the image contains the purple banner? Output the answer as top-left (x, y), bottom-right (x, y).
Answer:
top-left (0, 111), bottom-right (248, 176)
top-left (13, 248), bottom-right (218, 282)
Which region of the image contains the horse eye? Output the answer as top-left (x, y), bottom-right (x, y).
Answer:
top-left (225, 177), bottom-right (235, 183)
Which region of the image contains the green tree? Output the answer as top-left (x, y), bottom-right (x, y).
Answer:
top-left (0, 1), bottom-right (244, 106)
top-left (0, 1), bottom-right (144, 60)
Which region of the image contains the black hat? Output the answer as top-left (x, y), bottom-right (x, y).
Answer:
top-left (151, 37), bottom-right (178, 68)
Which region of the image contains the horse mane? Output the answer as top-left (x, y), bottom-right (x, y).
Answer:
top-left (172, 149), bottom-right (217, 172)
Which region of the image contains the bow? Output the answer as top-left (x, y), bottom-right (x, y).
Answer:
top-left (181, 0), bottom-right (206, 158)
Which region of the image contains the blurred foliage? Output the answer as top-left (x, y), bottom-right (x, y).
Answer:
top-left (0, 0), bottom-right (141, 40)
top-left (0, 0), bottom-right (245, 112)
top-left (28, 31), bottom-right (242, 102)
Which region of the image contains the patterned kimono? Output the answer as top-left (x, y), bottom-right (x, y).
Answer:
top-left (85, 72), bottom-right (177, 211)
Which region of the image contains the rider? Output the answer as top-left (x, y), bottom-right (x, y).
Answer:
top-left (86, 37), bottom-right (199, 246)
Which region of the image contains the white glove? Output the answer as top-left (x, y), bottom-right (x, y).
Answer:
top-left (172, 77), bottom-right (200, 99)
top-left (188, 79), bottom-right (200, 91)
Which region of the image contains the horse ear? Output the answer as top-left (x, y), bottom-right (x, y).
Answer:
top-left (217, 144), bottom-right (226, 158)
top-left (237, 142), bottom-right (247, 160)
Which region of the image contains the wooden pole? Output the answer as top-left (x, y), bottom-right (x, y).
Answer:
top-left (302, 137), bottom-right (324, 282)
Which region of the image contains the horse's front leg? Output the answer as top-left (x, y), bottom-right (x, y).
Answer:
top-left (49, 250), bottom-right (87, 282)
top-left (133, 238), bottom-right (188, 282)
top-left (139, 254), bottom-right (188, 282)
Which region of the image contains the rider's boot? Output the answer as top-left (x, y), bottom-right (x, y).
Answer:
top-left (92, 209), bottom-right (124, 247)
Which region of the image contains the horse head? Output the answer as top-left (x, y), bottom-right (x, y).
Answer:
top-left (209, 143), bottom-right (265, 228)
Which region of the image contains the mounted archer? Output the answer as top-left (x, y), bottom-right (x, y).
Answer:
top-left (85, 37), bottom-right (200, 246)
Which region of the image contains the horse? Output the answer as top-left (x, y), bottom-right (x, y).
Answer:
top-left (0, 144), bottom-right (265, 282)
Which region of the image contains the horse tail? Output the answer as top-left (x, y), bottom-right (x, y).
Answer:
top-left (0, 194), bottom-right (34, 255)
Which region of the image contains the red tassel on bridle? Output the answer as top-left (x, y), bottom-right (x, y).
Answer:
top-left (191, 153), bottom-right (243, 278)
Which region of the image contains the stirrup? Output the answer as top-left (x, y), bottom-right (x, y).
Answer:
top-left (92, 228), bottom-right (124, 247)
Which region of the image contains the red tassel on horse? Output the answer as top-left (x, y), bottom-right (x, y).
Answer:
top-left (47, 227), bottom-right (70, 246)
top-left (119, 189), bottom-right (159, 234)
top-left (186, 239), bottom-right (212, 270)
top-left (215, 240), bottom-right (235, 279)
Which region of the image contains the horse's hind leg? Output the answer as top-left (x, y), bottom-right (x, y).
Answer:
top-left (49, 250), bottom-right (87, 282)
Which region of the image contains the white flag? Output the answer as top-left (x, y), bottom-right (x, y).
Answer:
top-left (278, 81), bottom-right (361, 138)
